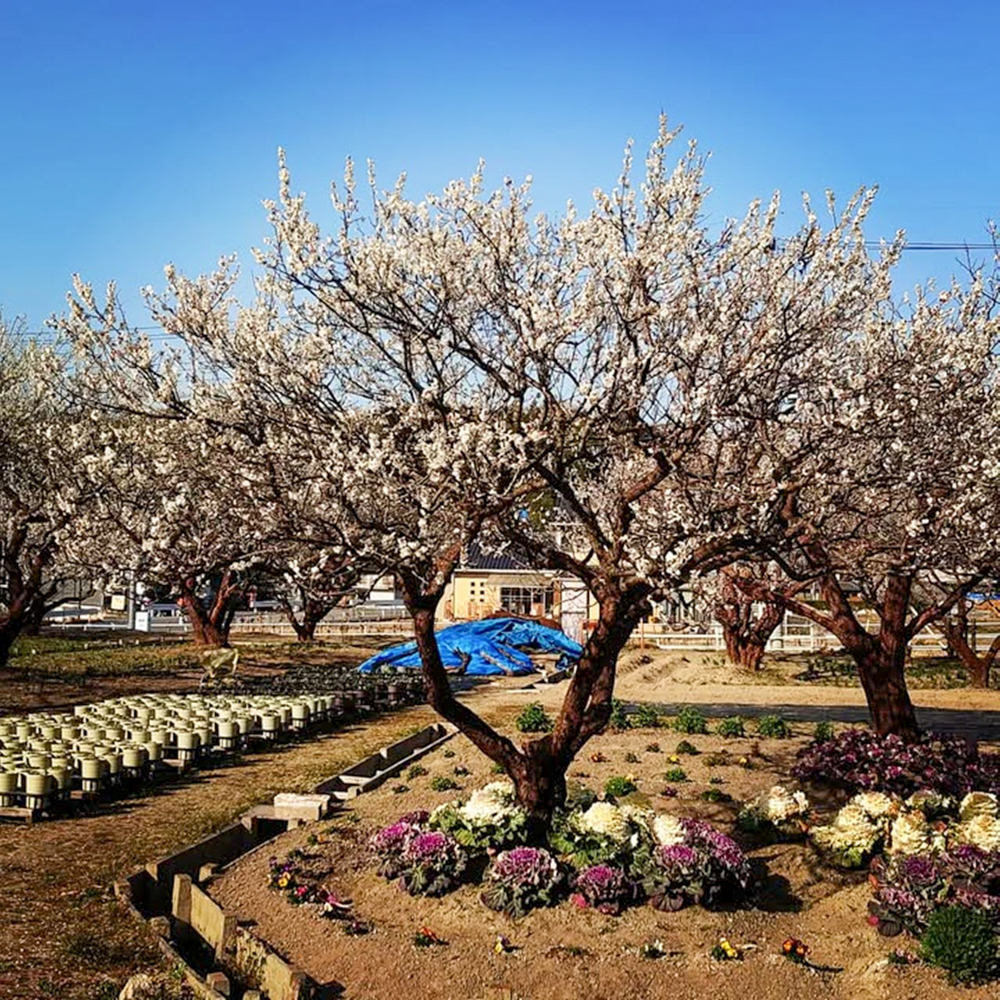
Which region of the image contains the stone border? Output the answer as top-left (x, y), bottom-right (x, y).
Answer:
top-left (117, 722), bottom-right (455, 999)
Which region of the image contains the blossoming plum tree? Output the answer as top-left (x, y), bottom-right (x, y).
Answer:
top-left (233, 119), bottom-right (902, 826)
top-left (0, 316), bottom-right (114, 665)
top-left (59, 118), bottom-right (932, 824)
top-left (736, 278), bottom-right (1000, 737)
top-left (57, 280), bottom-right (283, 646)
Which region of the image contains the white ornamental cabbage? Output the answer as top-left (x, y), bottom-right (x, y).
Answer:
top-left (958, 792), bottom-right (999, 823)
top-left (651, 813), bottom-right (686, 846)
top-left (905, 789), bottom-right (950, 815)
top-left (850, 791), bottom-right (896, 820)
top-left (811, 823), bottom-right (880, 859)
top-left (833, 803), bottom-right (881, 836)
top-left (459, 781), bottom-right (518, 825)
top-left (761, 785), bottom-right (809, 823)
top-left (575, 802), bottom-right (628, 841)
top-left (888, 811), bottom-right (942, 855)
top-left (955, 814), bottom-right (1000, 852)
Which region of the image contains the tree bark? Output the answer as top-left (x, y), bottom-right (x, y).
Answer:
top-left (822, 573), bottom-right (920, 739)
top-left (0, 527), bottom-right (54, 666)
top-left (714, 567), bottom-right (800, 671)
top-left (723, 631), bottom-right (769, 671)
top-left (177, 571), bottom-right (245, 647)
top-left (21, 591), bottom-right (58, 637)
top-left (0, 615), bottom-right (23, 667)
top-left (283, 594), bottom-right (334, 642)
top-left (938, 611), bottom-right (997, 689)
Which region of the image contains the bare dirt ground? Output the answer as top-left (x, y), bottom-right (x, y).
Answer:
top-left (5, 643), bottom-right (1000, 999)
top-left (211, 723), bottom-right (995, 1000)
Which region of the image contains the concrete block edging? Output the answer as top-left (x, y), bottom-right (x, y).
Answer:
top-left (121, 722), bottom-right (455, 1000)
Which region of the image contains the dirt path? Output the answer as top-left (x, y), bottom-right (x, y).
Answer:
top-left (6, 668), bottom-right (1000, 999)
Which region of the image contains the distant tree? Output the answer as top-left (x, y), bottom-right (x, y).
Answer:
top-left (735, 278), bottom-right (1000, 736)
top-left (0, 315), bottom-right (109, 664)
top-left (708, 565), bottom-right (807, 671)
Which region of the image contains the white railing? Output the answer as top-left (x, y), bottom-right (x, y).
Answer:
top-left (630, 610), bottom-right (1000, 657)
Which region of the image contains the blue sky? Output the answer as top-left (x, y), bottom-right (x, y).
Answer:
top-left (2, 0), bottom-right (998, 332)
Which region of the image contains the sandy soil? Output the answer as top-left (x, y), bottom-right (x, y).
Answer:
top-left (8, 641), bottom-right (1000, 1000)
top-left (210, 723), bottom-right (996, 1000)
top-left (567, 648), bottom-right (1000, 713)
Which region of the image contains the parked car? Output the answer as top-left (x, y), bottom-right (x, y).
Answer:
top-left (146, 602), bottom-right (182, 618)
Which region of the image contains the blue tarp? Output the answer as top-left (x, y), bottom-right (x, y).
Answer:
top-left (357, 618), bottom-right (582, 676)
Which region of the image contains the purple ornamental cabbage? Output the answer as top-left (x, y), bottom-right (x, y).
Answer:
top-left (482, 847), bottom-right (564, 916)
top-left (571, 864), bottom-right (636, 915)
top-left (398, 830), bottom-right (467, 897)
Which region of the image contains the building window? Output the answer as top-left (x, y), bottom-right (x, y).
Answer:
top-left (499, 586), bottom-right (554, 617)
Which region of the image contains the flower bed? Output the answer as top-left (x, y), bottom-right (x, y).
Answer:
top-left (208, 721), bottom-right (1000, 998)
top-left (370, 784), bottom-right (755, 916)
top-left (793, 729), bottom-right (1000, 798)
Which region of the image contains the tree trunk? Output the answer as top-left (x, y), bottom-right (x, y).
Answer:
top-left (714, 569), bottom-right (789, 670)
top-left (178, 583), bottom-right (229, 647)
top-left (21, 594), bottom-right (51, 637)
top-left (507, 743), bottom-right (568, 841)
top-left (824, 573), bottom-right (920, 739)
top-left (854, 643), bottom-right (920, 738)
top-left (722, 630), bottom-right (769, 671)
top-left (404, 571), bottom-right (650, 835)
top-left (938, 610), bottom-right (996, 689)
top-left (0, 617), bottom-right (22, 668)
top-left (284, 595), bottom-right (333, 642)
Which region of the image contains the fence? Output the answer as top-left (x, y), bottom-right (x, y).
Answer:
top-left (633, 610), bottom-right (1000, 658)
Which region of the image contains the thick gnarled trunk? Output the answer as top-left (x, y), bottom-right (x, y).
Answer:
top-left (821, 573), bottom-right (919, 739)
top-left (723, 632), bottom-right (769, 671)
top-left (739, 570), bottom-right (920, 739)
top-left (406, 573), bottom-right (649, 835)
top-left (177, 571), bottom-right (244, 648)
top-left (0, 530), bottom-right (55, 667)
top-left (715, 567), bottom-right (802, 671)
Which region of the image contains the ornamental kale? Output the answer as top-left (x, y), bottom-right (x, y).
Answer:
top-left (638, 818), bottom-right (752, 911)
top-left (428, 782), bottom-right (529, 850)
top-left (869, 849), bottom-right (1000, 937)
top-left (369, 812), bottom-right (428, 879)
top-left (398, 830), bottom-right (468, 896)
top-left (548, 801), bottom-right (653, 870)
top-left (794, 729), bottom-right (1000, 798)
top-left (570, 864), bottom-right (639, 916)
top-left (481, 846), bottom-right (565, 916)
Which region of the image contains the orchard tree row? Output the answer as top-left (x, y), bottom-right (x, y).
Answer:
top-left (3, 120), bottom-right (1000, 828)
